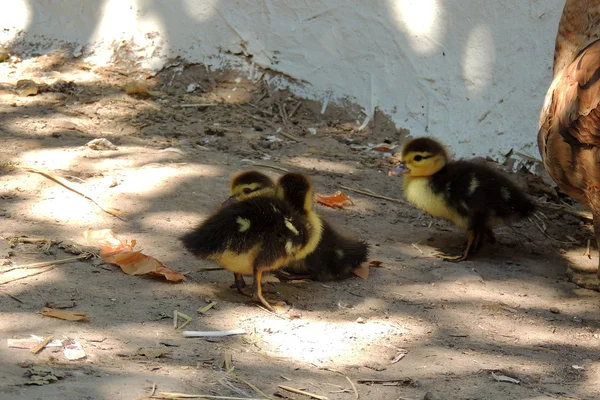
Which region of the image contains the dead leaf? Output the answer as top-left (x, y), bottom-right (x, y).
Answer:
top-left (315, 191), bottom-right (353, 209)
top-left (369, 260), bottom-right (383, 267)
top-left (123, 82), bottom-right (162, 98)
top-left (41, 307), bottom-right (88, 322)
top-left (137, 347), bottom-right (170, 358)
top-left (15, 79), bottom-right (39, 96)
top-left (84, 229), bottom-right (184, 282)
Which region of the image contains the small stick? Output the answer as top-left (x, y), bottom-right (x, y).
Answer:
top-left (356, 378), bottom-right (413, 384)
top-left (135, 382), bottom-right (158, 400)
top-left (22, 167), bottom-right (124, 219)
top-left (251, 163), bottom-right (290, 173)
top-left (278, 385), bottom-right (329, 400)
top-left (340, 185), bottom-right (409, 206)
top-left (245, 102), bottom-right (274, 117)
top-left (529, 217), bottom-right (573, 244)
top-left (278, 103), bottom-right (289, 124)
top-left (228, 370), bottom-right (273, 400)
top-left (584, 239), bottom-right (592, 258)
top-left (288, 101), bottom-right (302, 119)
top-left (30, 335), bottom-right (54, 354)
top-left (197, 266), bottom-right (225, 272)
top-left (411, 243), bottom-right (425, 255)
top-left (534, 201), bottom-right (593, 222)
top-left (151, 393), bottom-right (266, 400)
top-left (0, 266), bottom-right (54, 286)
top-left (182, 329), bottom-right (246, 337)
top-left (197, 302), bottom-right (217, 314)
top-left (174, 310), bottom-right (192, 330)
top-left (321, 368), bottom-right (358, 400)
top-left (1, 290), bottom-right (23, 303)
top-left (1, 254), bottom-right (91, 274)
top-left (178, 104), bottom-right (219, 108)
top-left (278, 130), bottom-right (301, 142)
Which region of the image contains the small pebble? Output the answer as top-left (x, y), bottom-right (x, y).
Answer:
top-left (550, 307), bottom-right (560, 314)
top-left (356, 317), bottom-right (365, 324)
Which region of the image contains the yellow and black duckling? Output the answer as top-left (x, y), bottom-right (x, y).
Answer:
top-left (229, 170), bottom-right (370, 281)
top-left (389, 137), bottom-right (535, 262)
top-left (180, 173), bottom-right (319, 311)
top-left (538, 0), bottom-right (600, 290)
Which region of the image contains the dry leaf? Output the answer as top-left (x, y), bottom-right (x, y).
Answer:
top-left (369, 260), bottom-right (383, 267)
top-left (15, 79), bottom-right (39, 96)
top-left (137, 347), bottom-right (170, 358)
top-left (123, 82), bottom-right (161, 97)
top-left (42, 307), bottom-right (88, 322)
top-left (84, 229), bottom-right (184, 282)
top-left (315, 191), bottom-right (353, 209)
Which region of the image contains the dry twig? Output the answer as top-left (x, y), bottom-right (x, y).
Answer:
top-left (321, 368), bottom-right (358, 400)
top-left (278, 385), bottom-right (328, 400)
top-left (0, 266), bottom-right (54, 286)
top-left (1, 254), bottom-right (92, 274)
top-left (22, 167), bottom-right (124, 219)
top-left (30, 335), bottom-right (54, 354)
top-left (534, 201), bottom-right (593, 222)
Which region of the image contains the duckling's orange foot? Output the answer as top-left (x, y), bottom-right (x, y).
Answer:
top-left (440, 253), bottom-right (469, 263)
top-left (566, 266), bottom-right (600, 291)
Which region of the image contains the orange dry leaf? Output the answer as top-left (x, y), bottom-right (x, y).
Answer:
top-left (123, 82), bottom-right (162, 97)
top-left (84, 229), bottom-right (184, 282)
top-left (315, 191), bottom-right (353, 209)
top-left (42, 307), bottom-right (88, 322)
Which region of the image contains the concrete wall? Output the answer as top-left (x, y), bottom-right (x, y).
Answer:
top-left (0, 0), bottom-right (565, 159)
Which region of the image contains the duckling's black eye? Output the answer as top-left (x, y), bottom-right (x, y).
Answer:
top-left (243, 188), bottom-right (253, 194)
top-left (414, 155), bottom-right (423, 162)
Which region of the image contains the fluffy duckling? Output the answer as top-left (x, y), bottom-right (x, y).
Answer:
top-left (180, 173), bottom-right (317, 311)
top-left (389, 137), bottom-right (535, 261)
top-left (538, 0), bottom-right (600, 290)
top-left (229, 170), bottom-right (370, 281)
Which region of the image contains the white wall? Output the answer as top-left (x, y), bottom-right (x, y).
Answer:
top-left (0, 0), bottom-right (564, 159)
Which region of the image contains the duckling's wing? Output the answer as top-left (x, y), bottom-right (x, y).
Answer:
top-left (303, 220), bottom-right (369, 281)
top-left (180, 202), bottom-right (266, 258)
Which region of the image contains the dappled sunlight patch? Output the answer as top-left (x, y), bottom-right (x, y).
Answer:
top-left (19, 148), bottom-right (82, 171)
top-left (117, 163), bottom-right (224, 196)
top-left (25, 185), bottom-right (108, 224)
top-left (247, 317), bottom-right (405, 366)
top-left (463, 23), bottom-right (496, 96)
top-left (390, 0), bottom-right (442, 55)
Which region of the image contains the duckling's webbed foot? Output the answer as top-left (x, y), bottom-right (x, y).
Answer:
top-left (251, 269), bottom-right (276, 312)
top-left (441, 230), bottom-right (477, 263)
top-left (230, 273), bottom-right (249, 296)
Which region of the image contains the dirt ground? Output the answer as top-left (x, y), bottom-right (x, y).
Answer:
top-left (0, 50), bottom-right (599, 400)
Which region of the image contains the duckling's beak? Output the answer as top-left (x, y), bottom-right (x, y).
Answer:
top-left (221, 195), bottom-right (238, 207)
top-left (388, 162), bottom-right (410, 176)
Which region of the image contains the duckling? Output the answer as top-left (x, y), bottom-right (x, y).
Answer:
top-left (229, 170), bottom-right (370, 281)
top-left (538, 0), bottom-right (600, 290)
top-left (389, 137), bottom-right (535, 262)
top-left (180, 173), bottom-right (317, 311)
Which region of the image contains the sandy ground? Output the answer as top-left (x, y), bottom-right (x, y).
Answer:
top-left (0, 51), bottom-right (599, 400)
